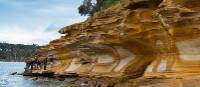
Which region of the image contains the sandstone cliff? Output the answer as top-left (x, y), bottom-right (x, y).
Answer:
top-left (33, 0), bottom-right (199, 86)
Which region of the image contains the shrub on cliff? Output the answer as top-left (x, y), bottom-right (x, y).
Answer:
top-left (78, 0), bottom-right (119, 16)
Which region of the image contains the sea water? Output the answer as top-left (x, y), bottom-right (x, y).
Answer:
top-left (0, 62), bottom-right (69, 87)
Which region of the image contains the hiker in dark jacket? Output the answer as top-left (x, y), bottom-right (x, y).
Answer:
top-left (43, 57), bottom-right (48, 70)
top-left (37, 56), bottom-right (48, 70)
top-left (30, 58), bottom-right (37, 70)
top-left (36, 58), bottom-right (42, 69)
top-left (24, 58), bottom-right (35, 70)
top-left (24, 58), bottom-right (32, 70)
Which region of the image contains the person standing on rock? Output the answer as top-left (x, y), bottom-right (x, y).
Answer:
top-left (43, 57), bottom-right (48, 70)
top-left (30, 57), bottom-right (36, 70)
top-left (35, 56), bottom-right (48, 70)
top-left (24, 57), bottom-right (35, 71)
top-left (24, 58), bottom-right (32, 71)
top-left (36, 58), bottom-right (42, 70)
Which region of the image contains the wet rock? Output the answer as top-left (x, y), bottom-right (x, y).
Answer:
top-left (41, 71), bottom-right (54, 78)
top-left (65, 78), bottom-right (78, 84)
top-left (17, 73), bottom-right (23, 75)
top-left (10, 72), bottom-right (17, 75)
top-left (31, 77), bottom-right (38, 81)
top-left (23, 71), bottom-right (33, 76)
top-left (58, 77), bottom-right (65, 81)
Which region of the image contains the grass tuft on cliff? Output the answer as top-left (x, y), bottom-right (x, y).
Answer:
top-left (102, 0), bottom-right (120, 9)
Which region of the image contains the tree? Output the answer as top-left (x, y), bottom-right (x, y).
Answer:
top-left (78, 0), bottom-right (119, 16)
top-left (0, 42), bottom-right (39, 61)
top-left (78, 0), bottom-right (93, 16)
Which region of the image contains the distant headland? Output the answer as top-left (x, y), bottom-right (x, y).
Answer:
top-left (0, 42), bottom-right (39, 62)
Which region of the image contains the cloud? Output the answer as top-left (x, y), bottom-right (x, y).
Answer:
top-left (0, 25), bottom-right (60, 45)
top-left (0, 0), bottom-right (87, 45)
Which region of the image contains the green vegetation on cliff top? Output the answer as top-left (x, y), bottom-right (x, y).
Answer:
top-left (78, 0), bottom-right (119, 16)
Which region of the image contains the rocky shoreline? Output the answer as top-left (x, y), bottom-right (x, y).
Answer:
top-left (22, 70), bottom-right (117, 86)
top-left (23, 0), bottom-right (200, 87)
top-left (21, 71), bottom-right (200, 87)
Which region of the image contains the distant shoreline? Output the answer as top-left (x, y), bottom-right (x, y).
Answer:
top-left (0, 61), bottom-right (24, 62)
top-left (0, 59), bottom-right (25, 62)
top-left (0, 61), bottom-right (24, 63)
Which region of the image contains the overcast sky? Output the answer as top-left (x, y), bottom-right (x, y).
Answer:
top-left (0, 0), bottom-right (87, 45)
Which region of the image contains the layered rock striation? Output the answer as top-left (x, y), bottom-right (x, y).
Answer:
top-left (35, 0), bottom-right (199, 83)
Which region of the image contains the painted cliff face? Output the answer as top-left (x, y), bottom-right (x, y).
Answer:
top-left (36, 0), bottom-right (200, 79)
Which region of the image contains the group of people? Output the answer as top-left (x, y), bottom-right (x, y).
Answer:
top-left (24, 56), bottom-right (48, 71)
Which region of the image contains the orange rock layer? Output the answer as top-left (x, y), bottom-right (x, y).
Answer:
top-left (36, 0), bottom-right (200, 80)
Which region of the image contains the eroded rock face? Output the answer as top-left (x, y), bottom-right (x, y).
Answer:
top-left (36, 0), bottom-right (199, 82)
